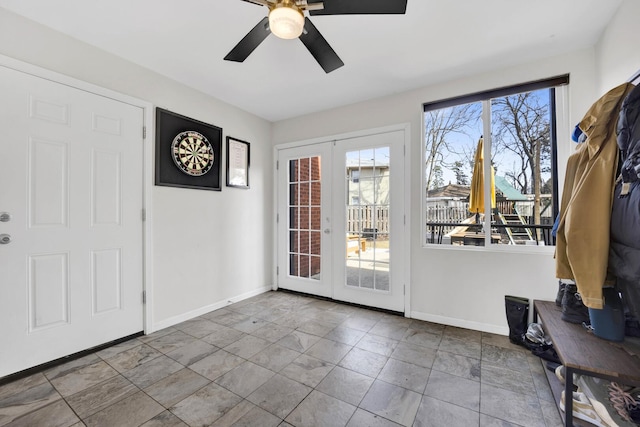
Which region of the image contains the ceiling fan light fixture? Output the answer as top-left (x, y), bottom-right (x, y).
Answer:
top-left (269, 3), bottom-right (304, 39)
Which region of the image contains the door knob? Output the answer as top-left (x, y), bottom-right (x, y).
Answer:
top-left (0, 234), bottom-right (11, 244)
top-left (0, 212), bottom-right (10, 222)
top-left (324, 229), bottom-right (330, 234)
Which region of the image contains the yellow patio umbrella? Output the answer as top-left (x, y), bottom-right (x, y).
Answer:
top-left (468, 137), bottom-right (496, 223)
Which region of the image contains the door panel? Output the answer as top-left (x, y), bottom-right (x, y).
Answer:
top-left (277, 143), bottom-right (332, 297)
top-left (333, 131), bottom-right (405, 312)
top-left (0, 65), bottom-right (144, 377)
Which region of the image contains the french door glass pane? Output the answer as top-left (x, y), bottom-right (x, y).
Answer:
top-left (288, 157), bottom-right (321, 279)
top-left (345, 147), bottom-right (390, 291)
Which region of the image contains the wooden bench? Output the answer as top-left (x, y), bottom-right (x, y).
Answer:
top-left (346, 235), bottom-right (366, 256)
top-left (534, 300), bottom-right (640, 426)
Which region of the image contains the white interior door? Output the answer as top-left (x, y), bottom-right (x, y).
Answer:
top-left (332, 130), bottom-right (405, 312)
top-left (276, 129), bottom-right (405, 313)
top-left (0, 65), bottom-right (144, 377)
top-left (277, 143), bottom-right (332, 298)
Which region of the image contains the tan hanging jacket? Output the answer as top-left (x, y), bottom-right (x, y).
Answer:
top-left (555, 83), bottom-right (635, 309)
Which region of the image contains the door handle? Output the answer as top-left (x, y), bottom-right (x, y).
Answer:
top-left (324, 229), bottom-right (330, 234)
top-left (0, 212), bottom-right (10, 222)
top-left (0, 234), bottom-right (11, 244)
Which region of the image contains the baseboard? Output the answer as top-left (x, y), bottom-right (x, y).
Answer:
top-left (152, 285), bottom-right (272, 332)
top-left (410, 310), bottom-right (509, 336)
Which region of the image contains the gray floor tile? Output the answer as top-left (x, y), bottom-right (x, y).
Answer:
top-left (538, 397), bottom-right (563, 427)
top-left (48, 360), bottom-right (119, 397)
top-left (378, 358), bottom-right (430, 393)
top-left (296, 320), bottom-right (337, 337)
top-left (325, 326), bottom-right (367, 346)
top-left (443, 325), bottom-right (482, 343)
top-left (285, 390), bottom-right (356, 427)
top-left (249, 344), bottom-right (301, 373)
top-left (401, 329), bottom-right (442, 350)
top-left (277, 330), bottom-right (321, 353)
top-left (247, 374), bottom-right (312, 419)
top-left (413, 395), bottom-right (480, 427)
top-left (122, 355), bottom-right (183, 389)
top-left (368, 322), bottom-right (410, 340)
top-left (424, 370), bottom-right (480, 411)
top-left (4, 399), bottom-right (79, 427)
top-left (145, 331), bottom-right (198, 354)
top-left (165, 339), bottom-right (217, 366)
top-left (201, 326), bottom-right (246, 348)
top-left (438, 335), bottom-right (482, 359)
top-left (390, 342), bottom-right (437, 369)
top-left (229, 302), bottom-right (267, 316)
top-left (356, 334), bottom-right (399, 357)
top-left (304, 338), bottom-right (352, 364)
top-left (65, 374), bottom-right (137, 418)
top-left (316, 366), bottom-right (374, 406)
top-left (140, 410), bottom-right (188, 427)
top-left (83, 390), bottom-right (164, 427)
top-left (0, 381), bottom-right (61, 425)
top-left (251, 324), bottom-right (295, 343)
top-left (137, 327), bottom-right (177, 344)
top-left (189, 350), bottom-right (245, 381)
top-left (339, 347), bottom-right (389, 378)
top-left (280, 354), bottom-right (334, 388)
top-left (230, 316), bottom-right (270, 334)
top-left (359, 380), bottom-right (422, 427)
top-left (482, 344), bottom-right (531, 373)
top-left (346, 409), bottom-right (403, 427)
top-left (95, 338), bottom-right (144, 359)
top-left (0, 373), bottom-right (48, 401)
top-left (144, 368), bottom-right (210, 407)
top-left (339, 316), bottom-right (378, 332)
top-left (408, 320), bottom-right (445, 335)
top-left (170, 383), bottom-right (243, 427)
top-left (480, 383), bottom-right (546, 427)
top-left (106, 343), bottom-right (163, 372)
top-left (224, 335), bottom-right (271, 359)
top-left (432, 350), bottom-right (481, 381)
top-left (479, 412), bottom-right (525, 426)
top-left (204, 309), bottom-right (250, 327)
top-left (208, 400), bottom-right (280, 427)
top-left (481, 363), bottom-right (537, 397)
top-left (215, 361), bottom-right (275, 398)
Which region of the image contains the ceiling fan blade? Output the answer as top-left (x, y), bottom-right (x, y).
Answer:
top-left (299, 17), bottom-right (344, 73)
top-left (308, 0), bottom-right (407, 15)
top-left (224, 17), bottom-right (271, 63)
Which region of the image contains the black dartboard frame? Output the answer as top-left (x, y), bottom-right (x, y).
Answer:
top-left (155, 108), bottom-right (222, 191)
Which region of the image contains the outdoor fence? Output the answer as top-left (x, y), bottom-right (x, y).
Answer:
top-left (346, 205), bottom-right (389, 239)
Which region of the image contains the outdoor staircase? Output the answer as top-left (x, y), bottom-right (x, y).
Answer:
top-left (497, 211), bottom-right (534, 244)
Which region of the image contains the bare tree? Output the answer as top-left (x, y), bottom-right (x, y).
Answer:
top-left (492, 91), bottom-right (551, 230)
top-left (424, 104), bottom-right (480, 191)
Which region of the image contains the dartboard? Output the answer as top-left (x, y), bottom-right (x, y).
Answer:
top-left (171, 131), bottom-right (214, 176)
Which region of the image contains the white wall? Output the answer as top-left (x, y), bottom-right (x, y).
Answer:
top-left (595, 0), bottom-right (640, 93)
top-left (0, 8), bottom-right (273, 331)
top-left (273, 49), bottom-right (599, 334)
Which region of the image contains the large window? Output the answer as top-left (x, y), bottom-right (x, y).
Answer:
top-left (423, 76), bottom-right (568, 247)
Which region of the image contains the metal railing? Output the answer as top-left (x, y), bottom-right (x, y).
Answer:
top-left (426, 221), bottom-right (554, 246)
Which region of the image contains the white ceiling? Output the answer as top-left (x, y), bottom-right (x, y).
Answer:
top-left (0, 0), bottom-right (622, 122)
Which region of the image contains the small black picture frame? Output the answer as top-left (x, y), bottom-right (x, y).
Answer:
top-left (155, 108), bottom-right (222, 191)
top-left (226, 136), bottom-right (250, 189)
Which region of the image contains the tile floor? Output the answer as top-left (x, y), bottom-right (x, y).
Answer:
top-left (0, 291), bottom-right (563, 427)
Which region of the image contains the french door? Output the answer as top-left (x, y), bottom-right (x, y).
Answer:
top-left (276, 129), bottom-right (405, 312)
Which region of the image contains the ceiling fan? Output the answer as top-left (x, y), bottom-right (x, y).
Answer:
top-left (224, 0), bottom-right (408, 73)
